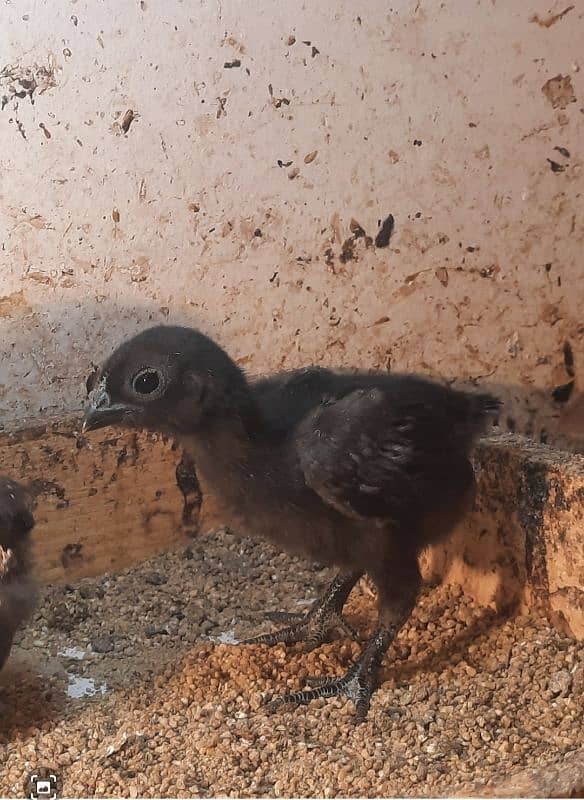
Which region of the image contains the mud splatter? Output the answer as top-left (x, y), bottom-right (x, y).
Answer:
top-left (541, 75), bottom-right (576, 109)
top-left (530, 6), bottom-right (574, 28)
top-left (0, 60), bottom-right (57, 109)
top-left (0, 290), bottom-right (31, 319)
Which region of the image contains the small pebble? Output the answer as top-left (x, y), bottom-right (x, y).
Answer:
top-left (144, 571), bottom-right (168, 586)
top-left (0, 531), bottom-right (581, 798)
top-left (91, 636), bottom-right (115, 654)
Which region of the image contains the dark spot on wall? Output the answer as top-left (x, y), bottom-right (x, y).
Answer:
top-left (547, 158), bottom-right (565, 173)
top-left (554, 146), bottom-right (570, 158)
top-left (176, 451), bottom-right (202, 528)
top-left (435, 267), bottom-right (449, 286)
top-left (28, 479), bottom-right (68, 506)
top-left (268, 84), bottom-right (290, 108)
top-left (61, 542), bottom-right (84, 568)
top-left (552, 380), bottom-right (575, 404)
top-left (121, 108), bottom-right (135, 133)
top-left (413, 139), bottom-right (422, 146)
top-left (224, 59), bottom-right (241, 69)
top-left (14, 118), bottom-right (26, 139)
top-left (374, 214), bottom-right (395, 248)
top-left (563, 341), bottom-right (575, 377)
top-left (339, 238), bottom-right (356, 263)
top-left (216, 97), bottom-right (227, 118)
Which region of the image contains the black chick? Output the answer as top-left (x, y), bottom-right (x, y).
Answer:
top-left (0, 476), bottom-right (37, 671)
top-left (83, 325), bottom-right (500, 720)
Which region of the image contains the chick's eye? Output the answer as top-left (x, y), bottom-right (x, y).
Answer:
top-left (133, 368), bottom-right (161, 395)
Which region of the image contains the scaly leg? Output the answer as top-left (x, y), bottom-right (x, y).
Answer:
top-left (264, 554), bottom-right (421, 722)
top-left (242, 570), bottom-right (362, 650)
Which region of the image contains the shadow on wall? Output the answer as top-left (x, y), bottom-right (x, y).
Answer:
top-left (0, 298), bottom-right (208, 423)
top-left (1, 298), bottom-right (582, 453)
top-left (456, 378), bottom-right (584, 455)
top-left (422, 434), bottom-right (584, 639)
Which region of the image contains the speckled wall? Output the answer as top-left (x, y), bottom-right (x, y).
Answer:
top-left (1, 1), bottom-right (582, 446)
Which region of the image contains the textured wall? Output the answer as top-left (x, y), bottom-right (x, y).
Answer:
top-left (1, 1), bottom-right (583, 445)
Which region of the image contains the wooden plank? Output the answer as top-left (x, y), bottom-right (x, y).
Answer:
top-left (0, 416), bottom-right (201, 583)
top-left (421, 433), bottom-right (584, 638)
top-left (0, 419), bottom-right (582, 638)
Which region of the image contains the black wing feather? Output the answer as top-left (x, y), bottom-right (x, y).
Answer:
top-left (295, 384), bottom-right (500, 523)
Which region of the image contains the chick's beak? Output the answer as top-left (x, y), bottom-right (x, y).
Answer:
top-left (82, 383), bottom-right (135, 433)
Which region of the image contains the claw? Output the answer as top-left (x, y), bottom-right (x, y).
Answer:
top-left (302, 675), bottom-right (341, 688)
top-left (262, 611), bottom-right (305, 624)
top-left (241, 609), bottom-right (359, 650)
top-left (241, 624), bottom-right (307, 647)
top-left (263, 667), bottom-right (373, 723)
top-left (259, 626), bottom-right (396, 721)
top-left (241, 572), bottom-right (363, 650)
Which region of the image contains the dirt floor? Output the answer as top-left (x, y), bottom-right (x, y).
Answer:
top-left (0, 529), bottom-right (582, 798)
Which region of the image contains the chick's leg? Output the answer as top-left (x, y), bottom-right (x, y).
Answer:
top-left (265, 554), bottom-right (420, 722)
top-left (242, 570), bottom-right (362, 650)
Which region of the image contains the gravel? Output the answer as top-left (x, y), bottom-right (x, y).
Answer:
top-left (0, 529), bottom-right (582, 797)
